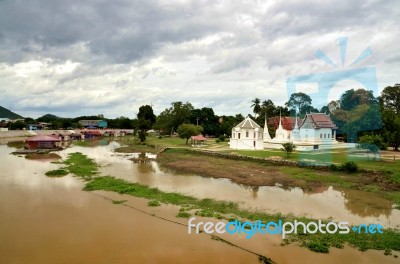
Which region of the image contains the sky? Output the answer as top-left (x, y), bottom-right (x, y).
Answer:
top-left (0, 0), bottom-right (399, 118)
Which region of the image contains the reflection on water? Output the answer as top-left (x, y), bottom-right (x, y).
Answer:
top-left (343, 190), bottom-right (393, 218)
top-left (1, 143), bottom-right (399, 264)
top-left (0, 145), bottom-right (256, 264)
top-left (61, 142), bottom-right (400, 228)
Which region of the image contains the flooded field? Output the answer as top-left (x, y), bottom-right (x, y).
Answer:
top-left (61, 142), bottom-right (400, 229)
top-left (0, 142), bottom-right (399, 263)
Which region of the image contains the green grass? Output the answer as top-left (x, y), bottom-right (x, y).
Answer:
top-left (63, 152), bottom-right (98, 180)
top-left (279, 166), bottom-right (354, 188)
top-left (45, 169), bottom-right (69, 177)
top-left (112, 200), bottom-right (127, 204)
top-left (176, 211), bottom-right (191, 218)
top-left (146, 134), bottom-right (222, 149)
top-left (45, 152), bottom-right (98, 180)
top-left (114, 144), bottom-right (156, 153)
top-left (148, 200), bottom-right (161, 207)
top-left (83, 176), bottom-right (400, 253)
top-left (226, 149), bottom-right (400, 173)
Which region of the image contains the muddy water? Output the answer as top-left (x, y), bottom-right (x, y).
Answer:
top-left (0, 145), bottom-right (258, 263)
top-left (62, 143), bottom-right (400, 229)
top-left (1, 143), bottom-right (399, 264)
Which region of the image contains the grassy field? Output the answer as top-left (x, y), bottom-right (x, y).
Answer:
top-left (158, 148), bottom-right (400, 204)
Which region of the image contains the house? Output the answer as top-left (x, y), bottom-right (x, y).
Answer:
top-left (78, 120), bottom-right (108, 129)
top-left (27, 124), bottom-right (43, 130)
top-left (229, 116), bottom-right (264, 150)
top-left (0, 118), bottom-right (10, 122)
top-left (38, 122), bottom-right (51, 129)
top-left (81, 129), bottom-right (103, 138)
top-left (25, 135), bottom-right (61, 149)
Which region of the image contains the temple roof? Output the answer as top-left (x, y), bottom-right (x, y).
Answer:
top-left (268, 116), bottom-right (303, 130)
top-left (301, 113), bottom-right (337, 129)
top-left (235, 116), bottom-right (261, 129)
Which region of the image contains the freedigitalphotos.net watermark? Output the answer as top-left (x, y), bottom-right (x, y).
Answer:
top-left (188, 217), bottom-right (384, 239)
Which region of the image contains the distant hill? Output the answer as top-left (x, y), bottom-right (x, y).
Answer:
top-left (37, 114), bottom-right (60, 122)
top-left (0, 106), bottom-right (23, 119)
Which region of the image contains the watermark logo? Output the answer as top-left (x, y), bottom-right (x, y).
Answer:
top-left (286, 37), bottom-right (382, 161)
top-left (188, 217), bottom-right (383, 239)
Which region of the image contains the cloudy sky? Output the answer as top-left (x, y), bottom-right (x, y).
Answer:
top-left (0, 0), bottom-right (399, 118)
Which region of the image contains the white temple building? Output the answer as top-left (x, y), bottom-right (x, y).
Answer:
top-left (230, 113), bottom-right (350, 151)
top-left (229, 116), bottom-right (264, 150)
top-left (264, 113), bottom-right (339, 151)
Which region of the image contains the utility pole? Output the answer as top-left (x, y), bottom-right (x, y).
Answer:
top-left (196, 117), bottom-right (200, 126)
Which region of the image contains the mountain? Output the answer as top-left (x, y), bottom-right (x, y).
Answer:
top-left (37, 114), bottom-right (60, 122)
top-left (0, 106), bottom-right (23, 119)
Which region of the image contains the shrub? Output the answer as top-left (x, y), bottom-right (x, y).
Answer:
top-left (215, 139), bottom-right (220, 143)
top-left (148, 200), bottom-right (161, 207)
top-left (340, 161), bottom-right (358, 173)
top-left (330, 164), bottom-right (339, 171)
top-left (281, 142), bottom-right (296, 158)
top-left (176, 211), bottom-right (191, 218)
top-left (218, 135), bottom-right (226, 142)
top-left (357, 134), bottom-right (388, 151)
top-left (306, 241), bottom-right (329, 253)
top-left (45, 169), bottom-right (68, 177)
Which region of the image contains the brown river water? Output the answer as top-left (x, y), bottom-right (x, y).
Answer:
top-left (0, 142), bottom-right (399, 263)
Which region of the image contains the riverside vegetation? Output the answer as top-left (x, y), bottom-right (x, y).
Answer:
top-left (46, 151), bottom-right (400, 255)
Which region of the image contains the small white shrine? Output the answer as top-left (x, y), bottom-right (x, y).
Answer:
top-left (229, 116), bottom-right (264, 150)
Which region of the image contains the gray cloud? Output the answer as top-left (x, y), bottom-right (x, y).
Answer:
top-left (0, 0), bottom-right (399, 118)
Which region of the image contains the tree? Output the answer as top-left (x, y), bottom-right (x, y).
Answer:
top-left (137, 105), bottom-right (156, 126)
top-left (381, 84), bottom-right (400, 115)
top-left (356, 134), bottom-right (386, 160)
top-left (281, 142), bottom-right (296, 158)
top-left (382, 109), bottom-right (400, 151)
top-left (285, 92), bottom-right (312, 115)
top-left (251, 98), bottom-right (261, 119)
top-left (9, 120), bottom-right (26, 130)
top-left (357, 134), bottom-right (387, 150)
top-left (155, 101), bottom-right (194, 134)
top-left (255, 99), bottom-right (276, 126)
top-left (217, 114), bottom-right (244, 136)
top-left (137, 105), bottom-right (156, 142)
top-left (339, 89), bottom-right (377, 111)
top-left (331, 88), bottom-right (381, 142)
top-left (115, 116), bottom-right (133, 129)
top-left (177, 124), bottom-right (203, 144)
top-left (190, 107), bottom-right (219, 136)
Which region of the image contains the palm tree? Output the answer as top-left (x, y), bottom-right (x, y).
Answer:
top-left (251, 98), bottom-right (261, 119)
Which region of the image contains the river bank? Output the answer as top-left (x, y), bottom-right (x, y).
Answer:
top-left (156, 148), bottom-right (400, 205)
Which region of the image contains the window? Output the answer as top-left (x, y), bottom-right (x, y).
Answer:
top-left (254, 132), bottom-right (256, 138)
top-left (246, 131), bottom-right (249, 138)
top-left (233, 133), bottom-right (235, 139)
top-left (328, 134), bottom-right (330, 138)
top-left (324, 134), bottom-right (326, 138)
top-left (320, 133), bottom-right (322, 138)
top-left (238, 133), bottom-right (241, 139)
